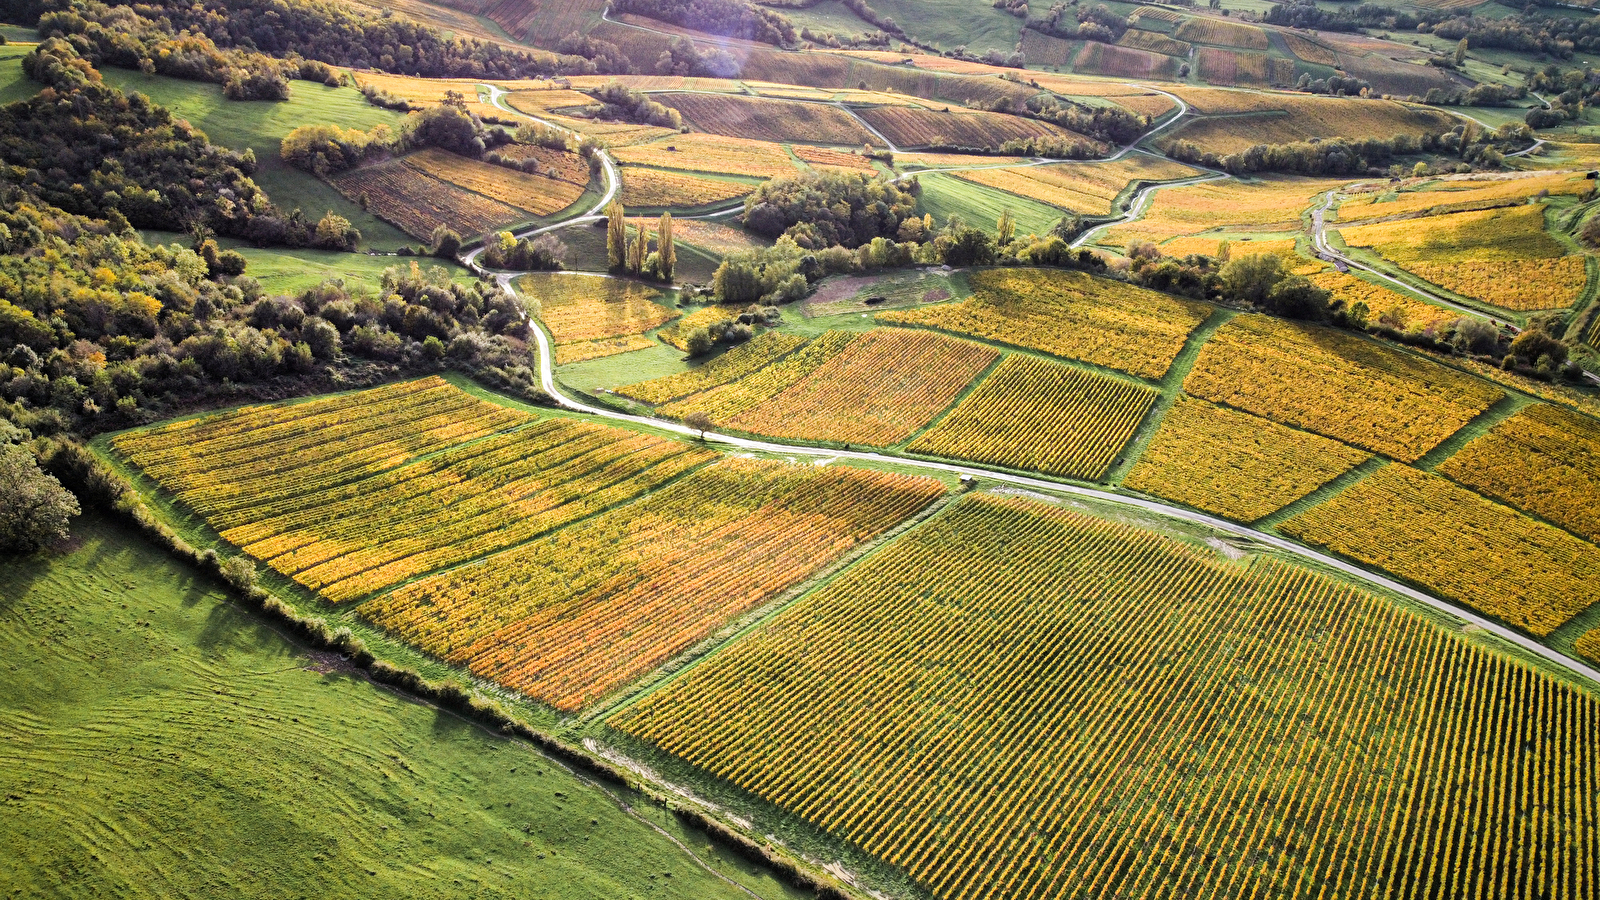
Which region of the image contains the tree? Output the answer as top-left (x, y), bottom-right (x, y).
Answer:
top-left (1454, 38), bottom-right (1468, 67)
top-left (1262, 275), bottom-right (1331, 321)
top-left (1218, 253), bottom-right (1286, 308)
top-left (685, 327), bottom-right (716, 357)
top-left (658, 212), bottom-right (676, 282)
top-left (684, 411), bottom-right (714, 440)
top-left (996, 208), bottom-right (1016, 245)
top-left (606, 199), bottom-right (626, 271)
top-left (431, 225), bottom-right (461, 259)
top-left (628, 225), bottom-right (649, 276)
top-left (0, 443), bottom-right (80, 552)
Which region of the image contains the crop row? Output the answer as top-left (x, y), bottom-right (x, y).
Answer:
top-left (661, 331), bottom-right (857, 421)
top-left (620, 331), bottom-right (809, 404)
top-left (612, 134), bottom-right (799, 180)
top-left (1283, 32), bottom-right (1339, 65)
top-left (717, 329), bottom-right (997, 447)
top-left (618, 167), bottom-right (754, 208)
top-left (1308, 271), bottom-right (1459, 332)
top-left (955, 156), bottom-right (1201, 217)
top-left (1072, 42), bottom-right (1183, 80)
top-left (1117, 29), bottom-right (1191, 58)
top-left (361, 459), bottom-right (945, 710)
top-left (404, 148), bottom-right (585, 218)
top-left (907, 355), bottom-right (1155, 481)
top-left (1184, 314), bottom-right (1503, 462)
top-left (882, 268), bottom-right (1211, 380)
top-left (1438, 403), bottom-right (1600, 544)
top-left (1338, 172), bottom-right (1590, 222)
top-left (616, 492), bottom-right (1600, 900)
top-left (1175, 17), bottom-right (1270, 49)
top-left (792, 145), bottom-right (876, 172)
top-left (329, 160), bottom-right (528, 239)
top-left (853, 106), bottom-right (1083, 152)
top-left (1123, 394), bottom-right (1370, 521)
top-left (1281, 463), bottom-right (1600, 635)
top-left (518, 272), bottom-right (679, 349)
top-left (656, 92), bottom-right (878, 147)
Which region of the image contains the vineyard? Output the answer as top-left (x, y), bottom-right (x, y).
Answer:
top-left (1071, 42), bottom-right (1183, 80)
top-left (853, 106), bottom-right (1091, 151)
top-left (518, 274), bottom-right (679, 364)
top-left (1100, 176), bottom-right (1344, 247)
top-left (1161, 95), bottom-right (1457, 155)
top-left (1193, 49), bottom-right (1295, 89)
top-left (654, 93), bottom-right (879, 146)
top-left (1116, 29), bottom-right (1191, 58)
top-left (1282, 464), bottom-right (1600, 635)
top-left (883, 269), bottom-right (1211, 380)
top-left (1308, 271), bottom-right (1459, 332)
top-left (328, 160), bottom-right (528, 239)
top-left (360, 458), bottom-right (944, 710)
top-left (1123, 395), bottom-right (1370, 520)
top-left (611, 134), bottom-right (800, 179)
top-left (710, 329), bottom-right (998, 447)
top-left (792, 145), bottom-right (876, 172)
top-left (660, 331), bottom-right (857, 421)
top-left (906, 356), bottom-right (1155, 480)
top-left (953, 156), bottom-right (1202, 216)
top-left (655, 305), bottom-right (738, 352)
top-left (1337, 172), bottom-right (1591, 222)
top-left (618, 331), bottom-right (808, 404)
top-left (1174, 17), bottom-right (1270, 49)
top-left (1283, 33), bottom-right (1339, 65)
top-left (615, 492), bottom-right (1600, 900)
top-left (113, 380), bottom-right (720, 601)
top-left (618, 167), bottom-right (754, 208)
top-left (1578, 630), bottom-right (1600, 665)
top-left (1184, 315), bottom-right (1503, 461)
top-left (1438, 404), bottom-right (1600, 543)
top-left (1337, 205), bottom-right (1585, 311)
top-left (490, 143), bottom-right (591, 186)
top-left (403, 148), bottom-right (586, 217)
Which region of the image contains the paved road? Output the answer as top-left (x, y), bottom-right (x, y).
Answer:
top-left (487, 270), bottom-right (1600, 689)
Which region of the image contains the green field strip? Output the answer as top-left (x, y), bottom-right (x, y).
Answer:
top-left (1106, 306), bottom-right (1238, 487)
top-left (1412, 392), bottom-right (1535, 472)
top-left (1252, 456), bottom-right (1390, 533)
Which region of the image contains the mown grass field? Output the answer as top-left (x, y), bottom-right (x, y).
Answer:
top-left (0, 514), bottom-right (794, 900)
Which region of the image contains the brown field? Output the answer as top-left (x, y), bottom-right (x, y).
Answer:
top-left (854, 106), bottom-right (1090, 151)
top-left (618, 167), bottom-right (754, 208)
top-left (1072, 42), bottom-right (1183, 81)
top-left (1194, 48), bottom-right (1293, 88)
top-left (954, 155), bottom-right (1203, 215)
top-left (328, 160), bottom-right (528, 239)
top-left (1284, 33), bottom-right (1339, 66)
top-left (612, 134), bottom-right (800, 179)
top-left (656, 93), bottom-right (881, 146)
top-left (1335, 50), bottom-right (1461, 97)
top-left (404, 148), bottom-right (585, 217)
top-left (1118, 29), bottom-right (1192, 58)
top-left (491, 143), bottom-right (591, 186)
top-left (1175, 17), bottom-right (1270, 50)
top-left (793, 145), bottom-right (876, 172)
top-left (895, 151), bottom-right (1031, 169)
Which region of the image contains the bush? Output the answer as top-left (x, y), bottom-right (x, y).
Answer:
top-left (0, 441), bottom-right (80, 551)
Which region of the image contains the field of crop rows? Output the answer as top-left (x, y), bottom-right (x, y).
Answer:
top-left (1283, 33), bottom-right (1339, 65)
top-left (953, 155), bottom-right (1201, 216)
top-left (882, 269), bottom-right (1211, 380)
top-left (907, 356), bottom-right (1155, 480)
top-left (1117, 29), bottom-right (1191, 58)
top-left (611, 134), bottom-right (800, 179)
top-left (1337, 172), bottom-right (1591, 222)
top-left (519, 273), bottom-right (679, 364)
top-left (792, 145), bottom-right (876, 172)
top-left (854, 106), bottom-right (1084, 151)
top-left (656, 93), bottom-right (878, 146)
top-left (618, 167), bottom-right (754, 208)
top-left (1161, 94), bottom-right (1456, 155)
top-left (1438, 404), bottom-right (1600, 543)
top-left (1174, 17), bottom-right (1270, 49)
top-left (1072, 42), bottom-right (1183, 80)
top-left (1100, 176), bottom-right (1343, 247)
top-left (616, 492), bottom-right (1600, 900)
top-left (660, 331), bottom-right (857, 421)
top-left (403, 148), bottom-right (585, 217)
top-left (329, 160), bottom-right (529, 239)
top-left (1307, 271), bottom-right (1459, 332)
top-left (1184, 315), bottom-right (1503, 461)
top-left (619, 331), bottom-right (808, 404)
top-left (362, 458), bottom-right (944, 709)
top-left (1283, 464), bottom-right (1600, 635)
top-left (1124, 395), bottom-right (1370, 520)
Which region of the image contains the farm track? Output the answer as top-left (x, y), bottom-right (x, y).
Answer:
top-left (483, 266), bottom-right (1600, 691)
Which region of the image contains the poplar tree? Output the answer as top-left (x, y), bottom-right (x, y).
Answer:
top-left (658, 212), bottom-right (676, 282)
top-left (606, 199), bottom-right (626, 271)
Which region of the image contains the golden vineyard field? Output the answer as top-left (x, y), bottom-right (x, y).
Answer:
top-left (953, 156), bottom-right (1202, 216)
top-left (329, 160), bottom-right (527, 239)
top-left (618, 167), bottom-right (754, 208)
top-left (620, 331), bottom-right (808, 404)
top-left (1438, 404), bottom-right (1600, 543)
top-left (611, 134), bottom-right (800, 179)
top-left (1124, 395), bottom-right (1370, 521)
top-left (404, 148), bottom-right (585, 217)
top-left (661, 331), bottom-right (857, 421)
top-left (906, 355), bottom-right (1156, 480)
top-left (518, 273), bottom-right (679, 363)
top-left (881, 269), bottom-right (1211, 380)
top-left (615, 492), bottom-right (1600, 900)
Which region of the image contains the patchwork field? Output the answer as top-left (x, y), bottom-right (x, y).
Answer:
top-left (615, 492), bottom-right (1600, 900)
top-left (1283, 464), bottom-right (1600, 636)
top-left (1184, 315), bottom-right (1504, 461)
top-left (520, 273), bottom-right (680, 363)
top-left (905, 355), bottom-right (1157, 480)
top-left (329, 159), bottom-right (530, 239)
top-left (1162, 94), bottom-right (1457, 156)
top-left (881, 268), bottom-right (1212, 380)
top-left (1125, 395), bottom-right (1371, 521)
top-left (1438, 404), bottom-right (1600, 543)
top-left (361, 458), bottom-right (944, 709)
top-left (656, 93), bottom-right (879, 146)
top-left (612, 134), bottom-right (800, 179)
top-left (1098, 176), bottom-right (1342, 247)
top-left (854, 106), bottom-right (1088, 151)
top-left (951, 155), bottom-right (1203, 216)
top-left (1338, 205), bottom-right (1586, 312)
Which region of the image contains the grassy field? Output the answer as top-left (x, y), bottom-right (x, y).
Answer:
top-left (96, 67), bottom-right (413, 249)
top-left (0, 513), bottom-right (797, 900)
top-left (915, 173), bottom-right (1067, 239)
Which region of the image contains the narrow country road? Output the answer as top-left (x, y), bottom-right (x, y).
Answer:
top-left (487, 272), bottom-right (1600, 690)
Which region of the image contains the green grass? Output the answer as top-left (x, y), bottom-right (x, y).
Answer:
top-left (95, 67), bottom-right (415, 250)
top-left (916, 172), bottom-right (1067, 239)
top-left (0, 43), bottom-right (37, 105)
top-left (0, 512), bottom-right (799, 900)
top-left (863, 0), bottom-right (1024, 55)
top-left (233, 246), bottom-right (473, 296)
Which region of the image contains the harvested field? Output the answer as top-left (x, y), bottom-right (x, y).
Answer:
top-left (612, 134), bottom-right (799, 179)
top-left (655, 92), bottom-right (879, 146)
top-left (328, 160), bottom-right (528, 239)
top-left (853, 106), bottom-right (1088, 151)
top-left (953, 155), bottom-right (1202, 215)
top-left (618, 167), bottom-right (753, 208)
top-left (616, 491), bottom-right (1600, 900)
top-left (906, 355), bottom-right (1157, 480)
top-left (1283, 464), bottom-right (1600, 636)
top-left (793, 145), bottom-right (876, 172)
top-left (1175, 17), bottom-right (1270, 50)
top-left (1438, 404), bottom-right (1600, 544)
top-left (1124, 395), bottom-right (1370, 521)
top-left (882, 268), bottom-right (1211, 379)
top-left (361, 457), bottom-right (943, 710)
top-left (1072, 42), bottom-right (1183, 80)
top-left (1185, 314), bottom-right (1503, 461)
top-left (404, 148), bottom-right (585, 217)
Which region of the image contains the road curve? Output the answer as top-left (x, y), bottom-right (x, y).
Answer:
top-left (490, 270), bottom-right (1600, 689)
